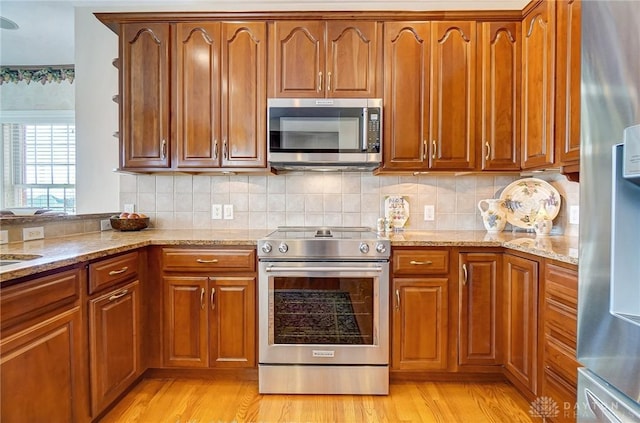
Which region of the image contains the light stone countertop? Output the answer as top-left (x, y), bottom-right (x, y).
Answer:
top-left (0, 228), bottom-right (578, 283)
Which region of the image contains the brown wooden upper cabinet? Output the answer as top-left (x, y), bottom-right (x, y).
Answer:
top-left (381, 21), bottom-right (476, 172)
top-left (269, 21), bottom-right (382, 98)
top-left (477, 21), bottom-right (521, 171)
top-left (555, 0), bottom-right (581, 175)
top-left (521, 1), bottom-right (556, 170)
top-left (118, 21), bottom-right (266, 171)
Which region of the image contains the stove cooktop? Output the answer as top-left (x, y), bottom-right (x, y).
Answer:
top-left (265, 226), bottom-right (382, 240)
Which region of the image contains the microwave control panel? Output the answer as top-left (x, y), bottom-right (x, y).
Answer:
top-left (367, 107), bottom-right (382, 153)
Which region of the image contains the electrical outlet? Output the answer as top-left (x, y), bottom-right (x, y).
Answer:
top-left (123, 203), bottom-right (135, 213)
top-left (23, 226), bottom-right (44, 241)
top-left (212, 204), bottom-right (223, 220)
top-left (223, 204), bottom-right (234, 220)
top-left (0, 230), bottom-right (8, 244)
top-left (424, 205), bottom-right (435, 221)
top-left (100, 219), bottom-right (112, 231)
top-left (569, 205), bottom-right (580, 224)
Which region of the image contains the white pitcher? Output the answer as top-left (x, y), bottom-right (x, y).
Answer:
top-left (477, 199), bottom-right (507, 233)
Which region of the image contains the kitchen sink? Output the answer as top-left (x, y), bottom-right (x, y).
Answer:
top-left (0, 254), bottom-right (42, 267)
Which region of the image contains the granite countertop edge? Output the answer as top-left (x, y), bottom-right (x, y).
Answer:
top-left (0, 229), bottom-right (579, 282)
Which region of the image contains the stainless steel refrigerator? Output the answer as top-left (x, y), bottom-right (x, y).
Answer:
top-left (578, 1), bottom-right (640, 421)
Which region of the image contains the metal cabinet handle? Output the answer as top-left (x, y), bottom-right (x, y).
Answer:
top-left (200, 287), bottom-right (205, 310)
top-left (409, 260), bottom-right (433, 265)
top-left (196, 258), bottom-right (219, 264)
top-left (485, 141), bottom-right (491, 160)
top-left (327, 72), bottom-right (332, 92)
top-left (109, 289), bottom-right (128, 301)
top-left (318, 71), bottom-right (323, 92)
top-left (161, 139), bottom-right (167, 160)
top-left (210, 287), bottom-right (216, 310)
top-left (223, 139), bottom-right (228, 160)
top-left (395, 289), bottom-right (400, 310)
top-left (108, 266), bottom-right (128, 276)
top-left (214, 139), bottom-right (218, 160)
top-left (432, 140), bottom-right (437, 159)
top-left (462, 263), bottom-right (468, 285)
top-left (423, 140), bottom-right (427, 160)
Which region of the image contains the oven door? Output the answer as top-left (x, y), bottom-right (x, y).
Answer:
top-left (258, 260), bottom-right (389, 366)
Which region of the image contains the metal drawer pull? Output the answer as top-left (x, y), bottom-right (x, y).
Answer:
top-left (462, 263), bottom-right (468, 285)
top-left (213, 140), bottom-right (218, 159)
top-left (196, 258), bottom-right (219, 264)
top-left (265, 266), bottom-right (383, 273)
top-left (395, 289), bottom-right (400, 310)
top-left (109, 289), bottom-right (128, 301)
top-left (318, 71), bottom-right (323, 92)
top-left (108, 266), bottom-right (128, 276)
top-left (200, 287), bottom-right (205, 310)
top-left (327, 72), bottom-right (332, 91)
top-left (161, 139), bottom-right (167, 160)
top-left (485, 141), bottom-right (491, 160)
top-left (432, 140), bottom-right (437, 159)
top-left (423, 140), bottom-right (427, 160)
top-left (409, 260), bottom-right (433, 265)
top-left (210, 287), bottom-right (216, 310)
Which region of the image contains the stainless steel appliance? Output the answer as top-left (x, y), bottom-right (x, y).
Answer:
top-left (267, 98), bottom-right (382, 171)
top-left (578, 1), bottom-right (640, 421)
top-left (258, 226), bottom-right (390, 395)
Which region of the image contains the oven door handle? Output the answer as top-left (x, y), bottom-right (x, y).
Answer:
top-left (264, 265), bottom-right (384, 273)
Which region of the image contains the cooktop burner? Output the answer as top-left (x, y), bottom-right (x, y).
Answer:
top-left (266, 226), bottom-right (380, 240)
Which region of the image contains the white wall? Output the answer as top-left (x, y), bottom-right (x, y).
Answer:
top-left (74, 7), bottom-right (120, 214)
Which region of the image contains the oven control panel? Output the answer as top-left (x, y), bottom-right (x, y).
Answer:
top-left (258, 240), bottom-right (390, 259)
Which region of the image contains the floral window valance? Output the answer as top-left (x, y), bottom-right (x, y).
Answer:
top-left (0, 66), bottom-right (75, 85)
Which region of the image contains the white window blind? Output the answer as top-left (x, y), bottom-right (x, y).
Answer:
top-left (1, 111), bottom-right (76, 213)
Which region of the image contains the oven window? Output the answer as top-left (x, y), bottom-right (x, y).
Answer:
top-left (272, 276), bottom-right (374, 345)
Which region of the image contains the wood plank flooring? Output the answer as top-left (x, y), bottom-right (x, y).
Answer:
top-left (99, 378), bottom-right (535, 423)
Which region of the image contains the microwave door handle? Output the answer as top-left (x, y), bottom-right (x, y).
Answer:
top-left (362, 107), bottom-right (368, 151)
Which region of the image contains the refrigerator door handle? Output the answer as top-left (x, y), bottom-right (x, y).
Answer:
top-left (585, 389), bottom-right (624, 423)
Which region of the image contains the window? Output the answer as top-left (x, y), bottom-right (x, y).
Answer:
top-left (1, 111), bottom-right (76, 214)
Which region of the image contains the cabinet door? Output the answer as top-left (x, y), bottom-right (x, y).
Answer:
top-left (392, 278), bottom-right (449, 370)
top-left (459, 253), bottom-right (502, 366)
top-left (326, 21), bottom-right (380, 98)
top-left (209, 277), bottom-right (256, 367)
top-left (478, 22), bottom-right (521, 171)
top-left (270, 21), bottom-right (325, 98)
top-left (89, 280), bottom-right (141, 416)
top-left (1, 307), bottom-right (84, 423)
top-left (522, 1), bottom-right (556, 169)
top-left (555, 0), bottom-right (581, 168)
top-left (175, 22), bottom-right (221, 168)
top-left (163, 276), bottom-right (208, 367)
top-left (429, 21), bottom-right (476, 170)
top-left (221, 22), bottom-right (267, 168)
top-left (503, 254), bottom-right (539, 395)
top-left (120, 23), bottom-right (170, 169)
top-left (381, 22), bottom-right (430, 171)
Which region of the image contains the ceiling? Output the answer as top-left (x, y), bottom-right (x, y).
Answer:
top-left (0, 0), bottom-right (530, 66)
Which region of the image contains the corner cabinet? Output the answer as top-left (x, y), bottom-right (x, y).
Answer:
top-left (521, 0), bottom-right (556, 170)
top-left (269, 21), bottom-right (381, 98)
top-left (114, 19), bottom-right (267, 171)
top-left (162, 247), bottom-right (256, 368)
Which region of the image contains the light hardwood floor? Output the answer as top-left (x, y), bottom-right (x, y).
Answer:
top-left (99, 378), bottom-right (535, 423)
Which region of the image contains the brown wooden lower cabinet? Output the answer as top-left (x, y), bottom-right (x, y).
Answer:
top-left (0, 267), bottom-right (88, 423)
top-left (503, 253), bottom-right (539, 397)
top-left (541, 262), bottom-right (579, 423)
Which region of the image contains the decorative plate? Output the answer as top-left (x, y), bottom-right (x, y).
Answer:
top-left (384, 195), bottom-right (410, 229)
top-left (498, 178), bottom-right (561, 229)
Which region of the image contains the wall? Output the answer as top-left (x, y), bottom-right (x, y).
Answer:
top-left (119, 172), bottom-right (579, 235)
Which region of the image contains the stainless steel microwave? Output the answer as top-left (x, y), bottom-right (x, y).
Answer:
top-left (267, 98), bottom-right (382, 171)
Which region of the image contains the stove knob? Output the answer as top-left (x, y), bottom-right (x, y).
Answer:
top-left (261, 242), bottom-right (272, 254)
top-left (376, 243), bottom-right (387, 254)
top-left (359, 242), bottom-right (370, 254)
top-left (278, 242), bottom-right (289, 254)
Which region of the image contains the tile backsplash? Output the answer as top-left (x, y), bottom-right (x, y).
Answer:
top-left (119, 172), bottom-right (579, 236)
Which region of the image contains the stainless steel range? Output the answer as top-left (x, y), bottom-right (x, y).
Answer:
top-left (257, 226), bottom-right (390, 395)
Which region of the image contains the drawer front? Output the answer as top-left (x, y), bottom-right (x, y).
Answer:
top-left (545, 298), bottom-right (577, 350)
top-left (544, 263), bottom-right (578, 308)
top-left (393, 250), bottom-right (449, 275)
top-left (544, 335), bottom-right (580, 388)
top-left (89, 251), bottom-right (139, 294)
top-left (543, 367), bottom-right (578, 423)
top-left (1, 268), bottom-right (81, 327)
top-left (162, 248), bottom-right (256, 272)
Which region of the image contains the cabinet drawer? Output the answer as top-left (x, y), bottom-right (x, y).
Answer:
top-left (545, 298), bottom-right (577, 349)
top-left (162, 248), bottom-right (256, 272)
top-left (543, 367), bottom-right (577, 423)
top-left (89, 251), bottom-right (139, 295)
top-left (544, 335), bottom-right (579, 388)
top-left (545, 263), bottom-right (578, 308)
top-left (1, 268), bottom-right (81, 328)
top-left (393, 250), bottom-right (449, 275)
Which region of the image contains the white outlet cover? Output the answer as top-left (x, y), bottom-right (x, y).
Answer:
top-left (0, 230), bottom-right (8, 244)
top-left (569, 205), bottom-right (580, 224)
top-left (424, 205), bottom-right (435, 221)
top-left (212, 204), bottom-right (223, 220)
top-left (100, 219), bottom-right (112, 231)
top-left (223, 204), bottom-right (234, 220)
top-left (23, 226), bottom-right (44, 241)
top-left (123, 203), bottom-right (135, 213)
